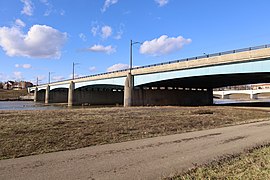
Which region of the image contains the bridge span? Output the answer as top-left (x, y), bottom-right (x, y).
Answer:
top-left (29, 44), bottom-right (270, 106)
top-left (213, 89), bottom-right (270, 99)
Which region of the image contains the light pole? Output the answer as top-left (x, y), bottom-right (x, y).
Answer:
top-left (72, 62), bottom-right (79, 80)
top-left (48, 72), bottom-right (54, 84)
top-left (130, 40), bottom-right (141, 74)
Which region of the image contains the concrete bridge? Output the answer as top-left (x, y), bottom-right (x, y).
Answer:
top-left (213, 89), bottom-right (270, 99)
top-left (29, 44), bottom-right (270, 106)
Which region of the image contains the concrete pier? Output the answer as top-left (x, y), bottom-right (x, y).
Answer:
top-left (34, 87), bottom-right (38, 102)
top-left (124, 73), bottom-right (133, 107)
top-left (45, 85), bottom-right (50, 104)
top-left (68, 81), bottom-right (75, 107)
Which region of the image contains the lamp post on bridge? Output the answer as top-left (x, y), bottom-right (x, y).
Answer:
top-left (72, 62), bottom-right (79, 80)
top-left (124, 40), bottom-right (142, 107)
top-left (48, 72), bottom-right (54, 84)
top-left (130, 40), bottom-right (141, 74)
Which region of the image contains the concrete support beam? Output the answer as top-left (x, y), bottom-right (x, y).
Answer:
top-left (34, 87), bottom-right (38, 102)
top-left (45, 85), bottom-right (50, 104)
top-left (221, 93), bottom-right (230, 99)
top-left (250, 93), bottom-right (258, 100)
top-left (124, 73), bottom-right (133, 107)
top-left (68, 81), bottom-right (75, 107)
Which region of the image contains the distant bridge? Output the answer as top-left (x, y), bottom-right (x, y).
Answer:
top-left (29, 44), bottom-right (270, 106)
top-left (213, 89), bottom-right (270, 99)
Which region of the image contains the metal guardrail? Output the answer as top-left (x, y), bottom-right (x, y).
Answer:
top-left (40, 44), bottom-right (270, 86)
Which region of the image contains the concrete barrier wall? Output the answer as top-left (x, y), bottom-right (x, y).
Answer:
top-left (132, 88), bottom-right (213, 106)
top-left (49, 89), bottom-right (68, 103)
top-left (74, 89), bottom-right (123, 105)
top-left (36, 90), bottom-right (45, 102)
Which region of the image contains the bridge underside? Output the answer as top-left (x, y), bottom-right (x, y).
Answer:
top-left (141, 72), bottom-right (270, 88)
top-left (34, 72), bottom-right (270, 106)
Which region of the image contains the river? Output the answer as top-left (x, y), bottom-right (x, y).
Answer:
top-left (0, 99), bottom-right (270, 110)
top-left (0, 101), bottom-right (64, 110)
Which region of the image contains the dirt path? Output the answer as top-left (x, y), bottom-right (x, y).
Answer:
top-left (0, 120), bottom-right (270, 180)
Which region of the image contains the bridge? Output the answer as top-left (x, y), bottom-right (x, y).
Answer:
top-left (213, 89), bottom-right (270, 99)
top-left (29, 44), bottom-right (270, 107)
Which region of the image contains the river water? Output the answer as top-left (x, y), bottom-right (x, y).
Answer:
top-left (0, 101), bottom-right (64, 110)
top-left (0, 99), bottom-right (270, 110)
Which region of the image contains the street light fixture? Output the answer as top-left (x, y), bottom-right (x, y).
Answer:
top-left (130, 40), bottom-right (141, 74)
top-left (72, 62), bottom-right (79, 80)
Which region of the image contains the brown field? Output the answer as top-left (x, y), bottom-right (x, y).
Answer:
top-left (0, 89), bottom-right (28, 100)
top-left (0, 106), bottom-right (270, 160)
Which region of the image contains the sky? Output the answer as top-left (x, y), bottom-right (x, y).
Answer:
top-left (0, 0), bottom-right (270, 84)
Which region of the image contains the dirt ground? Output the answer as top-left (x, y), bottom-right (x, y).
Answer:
top-left (0, 106), bottom-right (270, 160)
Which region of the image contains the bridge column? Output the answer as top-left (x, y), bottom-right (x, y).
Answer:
top-left (45, 85), bottom-right (50, 104)
top-left (250, 93), bottom-right (258, 100)
top-left (34, 87), bottom-right (38, 102)
top-left (124, 73), bottom-right (134, 107)
top-left (68, 81), bottom-right (75, 107)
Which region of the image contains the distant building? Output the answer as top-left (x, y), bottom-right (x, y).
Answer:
top-left (3, 81), bottom-right (14, 90)
top-left (251, 83), bottom-right (270, 90)
top-left (3, 81), bottom-right (33, 90)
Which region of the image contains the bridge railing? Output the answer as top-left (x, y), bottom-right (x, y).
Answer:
top-left (40, 44), bottom-right (270, 86)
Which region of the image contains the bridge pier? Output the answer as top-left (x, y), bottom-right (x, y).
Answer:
top-left (221, 93), bottom-right (230, 99)
top-left (45, 85), bottom-right (50, 104)
top-left (34, 87), bottom-right (38, 102)
top-left (124, 73), bottom-right (133, 107)
top-left (250, 93), bottom-right (258, 100)
top-left (68, 81), bottom-right (75, 107)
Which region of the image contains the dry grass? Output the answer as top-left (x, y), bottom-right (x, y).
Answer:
top-left (0, 89), bottom-right (28, 100)
top-left (0, 106), bottom-right (270, 159)
top-left (172, 144), bottom-right (270, 179)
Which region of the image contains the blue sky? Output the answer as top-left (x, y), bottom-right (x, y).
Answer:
top-left (0, 0), bottom-right (270, 84)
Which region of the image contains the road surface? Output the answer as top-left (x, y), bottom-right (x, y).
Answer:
top-left (1, 120), bottom-right (270, 180)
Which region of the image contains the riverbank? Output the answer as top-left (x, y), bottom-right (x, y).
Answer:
top-left (0, 89), bottom-right (29, 101)
top-left (1, 106), bottom-right (270, 160)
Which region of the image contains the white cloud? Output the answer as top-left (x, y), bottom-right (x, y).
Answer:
top-left (87, 44), bottom-right (116, 54)
top-left (89, 66), bottom-right (96, 72)
top-left (22, 64), bottom-right (32, 69)
top-left (140, 35), bottom-right (191, 56)
top-left (101, 0), bottom-right (118, 13)
top-left (0, 24), bottom-right (67, 59)
top-left (107, 63), bottom-right (129, 72)
top-left (13, 71), bottom-right (23, 80)
top-left (40, 0), bottom-right (53, 16)
top-left (101, 25), bottom-right (112, 39)
top-left (155, 0), bottom-right (169, 7)
top-left (15, 19), bottom-right (26, 28)
top-left (91, 26), bottom-right (99, 37)
top-left (21, 0), bottom-right (34, 16)
top-left (15, 64), bottom-right (32, 69)
top-left (114, 23), bottom-right (124, 40)
top-left (79, 33), bottom-right (87, 41)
